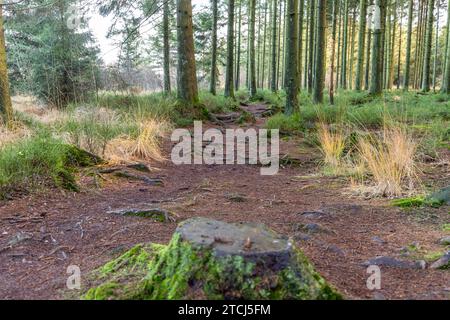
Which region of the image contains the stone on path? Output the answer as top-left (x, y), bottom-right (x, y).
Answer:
top-left (363, 256), bottom-right (427, 270)
top-left (430, 252), bottom-right (450, 270)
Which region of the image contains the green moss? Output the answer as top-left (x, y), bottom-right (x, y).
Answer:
top-left (83, 234), bottom-right (342, 300)
top-left (391, 196), bottom-right (444, 208)
top-left (423, 251), bottom-right (444, 262)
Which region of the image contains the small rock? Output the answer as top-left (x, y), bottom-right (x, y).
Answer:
top-left (294, 232), bottom-right (312, 241)
top-left (426, 186), bottom-right (450, 206)
top-left (372, 236), bottom-right (387, 245)
top-left (300, 211), bottom-right (327, 219)
top-left (225, 193), bottom-right (247, 203)
top-left (295, 223), bottom-right (329, 234)
top-left (439, 237), bottom-right (450, 246)
top-left (363, 256), bottom-right (426, 270)
top-left (430, 252), bottom-right (450, 270)
top-left (326, 245), bottom-right (346, 256)
top-left (7, 232), bottom-right (33, 247)
top-left (107, 208), bottom-right (177, 222)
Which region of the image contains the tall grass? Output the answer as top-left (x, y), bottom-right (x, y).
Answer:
top-left (356, 126), bottom-right (419, 197)
top-left (316, 123), bottom-right (346, 175)
top-left (0, 133), bottom-right (82, 197)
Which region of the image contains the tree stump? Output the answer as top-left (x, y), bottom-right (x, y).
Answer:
top-left (84, 218), bottom-right (341, 300)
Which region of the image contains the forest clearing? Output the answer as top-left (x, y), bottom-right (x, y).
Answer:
top-left (0, 0), bottom-right (449, 302)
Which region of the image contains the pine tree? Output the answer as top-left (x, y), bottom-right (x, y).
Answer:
top-left (163, 0), bottom-right (171, 94)
top-left (210, 0), bottom-right (218, 95)
top-left (235, 0), bottom-right (242, 90)
top-left (0, 3), bottom-right (13, 126)
top-left (307, 0), bottom-right (315, 92)
top-left (369, 0), bottom-right (385, 95)
top-left (340, 0), bottom-right (349, 89)
top-left (271, 0), bottom-right (278, 92)
top-left (355, 0), bottom-right (368, 91)
top-left (284, 0), bottom-right (299, 115)
top-left (421, 0), bottom-right (435, 92)
top-left (225, 0), bottom-right (235, 98)
top-left (313, 0), bottom-right (326, 104)
top-left (177, 0), bottom-right (199, 106)
top-left (443, 0), bottom-right (450, 93)
top-left (249, 0), bottom-right (257, 97)
top-left (329, 0), bottom-right (338, 104)
top-left (403, 0), bottom-right (414, 90)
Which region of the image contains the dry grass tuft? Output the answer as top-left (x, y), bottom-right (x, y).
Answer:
top-left (105, 118), bottom-right (171, 164)
top-left (356, 126), bottom-right (419, 197)
top-left (317, 122), bottom-right (346, 174)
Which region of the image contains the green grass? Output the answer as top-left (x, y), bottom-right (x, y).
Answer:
top-left (0, 132), bottom-right (98, 198)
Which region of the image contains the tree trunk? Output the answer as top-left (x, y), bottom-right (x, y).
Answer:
top-left (210, 0), bottom-right (218, 95)
top-left (177, 0), bottom-right (199, 106)
top-left (261, 0), bottom-right (268, 89)
top-left (369, 0), bottom-right (385, 95)
top-left (163, 0), bottom-right (171, 94)
top-left (329, 0), bottom-right (338, 105)
top-left (432, 0), bottom-right (439, 92)
top-left (388, 0), bottom-right (397, 89)
top-left (442, 0), bottom-right (450, 93)
top-left (225, 0), bottom-right (235, 98)
top-left (235, 1), bottom-right (242, 90)
top-left (307, 0), bottom-right (315, 93)
top-left (421, 0), bottom-right (434, 92)
top-left (396, 1), bottom-right (403, 90)
top-left (313, 0), bottom-right (326, 104)
top-left (355, 0), bottom-right (367, 91)
top-left (340, 0), bottom-right (349, 89)
top-left (271, 0), bottom-right (278, 92)
top-left (297, 0), bottom-right (304, 91)
top-left (403, 0), bottom-right (413, 90)
top-left (0, 4), bottom-right (13, 126)
top-left (284, 0), bottom-right (299, 115)
top-left (249, 0), bottom-right (257, 97)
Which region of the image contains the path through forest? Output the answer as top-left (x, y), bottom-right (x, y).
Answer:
top-left (0, 104), bottom-right (449, 300)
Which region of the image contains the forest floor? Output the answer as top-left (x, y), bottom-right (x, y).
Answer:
top-left (0, 103), bottom-right (449, 300)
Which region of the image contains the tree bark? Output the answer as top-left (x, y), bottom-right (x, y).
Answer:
top-left (403, 0), bottom-right (413, 90)
top-left (307, 0), bottom-right (315, 93)
top-left (297, 0), bottom-right (304, 91)
top-left (355, 0), bottom-right (367, 91)
top-left (329, 0), bottom-right (338, 104)
top-left (163, 0), bottom-right (171, 94)
top-left (284, 0), bottom-right (299, 115)
top-left (369, 0), bottom-right (385, 95)
top-left (271, 0), bottom-right (278, 92)
top-left (210, 0), bottom-right (218, 95)
top-left (177, 0), bottom-right (199, 106)
top-left (225, 0), bottom-right (235, 98)
top-left (249, 0), bottom-right (257, 97)
top-left (443, 0), bottom-right (450, 93)
top-left (421, 0), bottom-right (434, 92)
top-left (0, 4), bottom-right (13, 126)
top-left (313, 0), bottom-right (326, 104)
top-left (235, 1), bottom-right (242, 90)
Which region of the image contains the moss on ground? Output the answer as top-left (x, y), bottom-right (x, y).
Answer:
top-left (83, 234), bottom-right (341, 300)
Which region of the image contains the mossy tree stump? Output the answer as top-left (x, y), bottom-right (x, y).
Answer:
top-left (84, 218), bottom-right (341, 300)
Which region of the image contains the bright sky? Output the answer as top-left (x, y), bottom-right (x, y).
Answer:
top-left (89, 0), bottom-right (210, 65)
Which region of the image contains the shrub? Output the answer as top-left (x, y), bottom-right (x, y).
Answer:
top-left (266, 113), bottom-right (303, 134)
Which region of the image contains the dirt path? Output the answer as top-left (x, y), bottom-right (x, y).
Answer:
top-left (0, 105), bottom-right (449, 300)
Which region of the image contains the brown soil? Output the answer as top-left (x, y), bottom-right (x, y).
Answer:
top-left (0, 106), bottom-right (449, 300)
